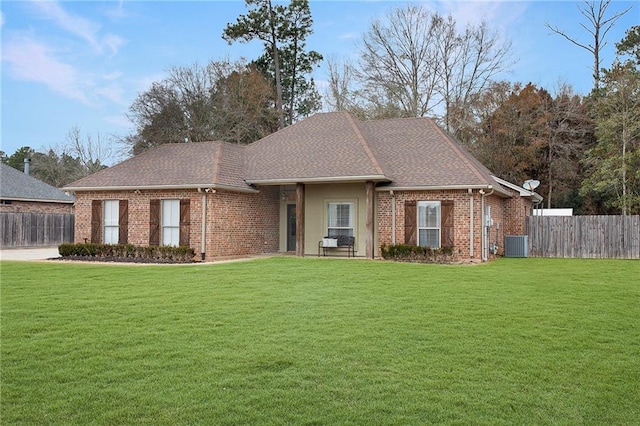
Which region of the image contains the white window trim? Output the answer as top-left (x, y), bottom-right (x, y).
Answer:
top-left (326, 200), bottom-right (356, 238)
top-left (103, 200), bottom-right (119, 244)
top-left (417, 200), bottom-right (441, 248)
top-left (162, 199), bottom-right (180, 247)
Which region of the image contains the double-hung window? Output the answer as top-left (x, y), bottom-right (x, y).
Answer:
top-left (103, 200), bottom-right (120, 244)
top-left (327, 202), bottom-right (354, 237)
top-left (162, 199), bottom-right (180, 246)
top-left (418, 201), bottom-right (440, 248)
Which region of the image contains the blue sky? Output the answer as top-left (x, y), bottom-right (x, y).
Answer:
top-left (1, 0), bottom-right (637, 161)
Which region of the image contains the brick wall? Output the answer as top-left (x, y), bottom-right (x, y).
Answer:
top-left (376, 188), bottom-right (532, 261)
top-left (0, 200), bottom-right (73, 214)
top-left (73, 187), bottom-right (280, 261)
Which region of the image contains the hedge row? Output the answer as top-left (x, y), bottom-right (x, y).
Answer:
top-left (380, 244), bottom-right (454, 263)
top-left (58, 243), bottom-right (196, 263)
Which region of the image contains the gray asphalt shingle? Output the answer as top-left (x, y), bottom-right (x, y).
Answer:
top-left (0, 163), bottom-right (74, 203)
top-left (63, 112), bottom-right (503, 192)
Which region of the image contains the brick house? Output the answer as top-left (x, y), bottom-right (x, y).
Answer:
top-left (1, 162), bottom-right (74, 214)
top-left (63, 112), bottom-right (541, 261)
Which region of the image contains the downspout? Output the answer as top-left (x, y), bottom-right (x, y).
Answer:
top-left (390, 190), bottom-right (396, 245)
top-left (469, 189), bottom-right (474, 258)
top-left (198, 188), bottom-right (208, 261)
top-left (480, 186), bottom-right (494, 262)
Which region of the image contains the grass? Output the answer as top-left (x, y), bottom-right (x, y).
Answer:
top-left (1, 257), bottom-right (638, 425)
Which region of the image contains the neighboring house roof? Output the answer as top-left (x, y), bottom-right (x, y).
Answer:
top-left (63, 112), bottom-right (533, 198)
top-left (64, 141), bottom-right (257, 193)
top-left (0, 163), bottom-right (74, 203)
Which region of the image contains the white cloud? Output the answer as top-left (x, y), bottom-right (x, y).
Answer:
top-left (438, 0), bottom-right (529, 30)
top-left (104, 33), bottom-right (126, 56)
top-left (1, 35), bottom-right (91, 104)
top-left (29, 0), bottom-right (126, 55)
top-left (31, 0), bottom-right (101, 50)
top-left (95, 82), bottom-right (127, 105)
top-left (104, 114), bottom-right (132, 129)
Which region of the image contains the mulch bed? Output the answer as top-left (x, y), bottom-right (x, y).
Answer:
top-left (54, 256), bottom-right (197, 264)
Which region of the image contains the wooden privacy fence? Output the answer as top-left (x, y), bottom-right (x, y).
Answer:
top-left (0, 213), bottom-right (74, 248)
top-left (526, 215), bottom-right (640, 259)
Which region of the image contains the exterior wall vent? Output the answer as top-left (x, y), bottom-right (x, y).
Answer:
top-left (504, 235), bottom-right (529, 257)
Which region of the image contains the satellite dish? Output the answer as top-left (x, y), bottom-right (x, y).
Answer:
top-left (523, 179), bottom-right (540, 191)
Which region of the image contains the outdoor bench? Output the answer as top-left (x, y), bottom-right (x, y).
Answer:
top-left (318, 235), bottom-right (355, 257)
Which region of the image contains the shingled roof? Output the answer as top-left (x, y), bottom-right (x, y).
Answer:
top-left (245, 112), bottom-right (387, 184)
top-left (360, 116), bottom-right (497, 189)
top-left (0, 163), bottom-right (74, 203)
top-left (64, 141), bottom-right (256, 193)
top-left (245, 112), bottom-right (500, 190)
top-left (64, 112), bottom-right (514, 194)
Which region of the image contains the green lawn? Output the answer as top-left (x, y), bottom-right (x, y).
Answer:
top-left (1, 257), bottom-right (638, 425)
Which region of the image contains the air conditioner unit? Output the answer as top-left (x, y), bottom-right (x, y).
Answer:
top-left (504, 235), bottom-right (528, 257)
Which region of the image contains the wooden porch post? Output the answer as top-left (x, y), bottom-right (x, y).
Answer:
top-left (365, 181), bottom-right (375, 259)
top-left (296, 183), bottom-right (305, 256)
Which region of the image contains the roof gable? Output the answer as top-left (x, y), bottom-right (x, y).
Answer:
top-left (0, 163), bottom-right (74, 203)
top-left (245, 112), bottom-right (388, 184)
top-left (362, 117), bottom-right (497, 188)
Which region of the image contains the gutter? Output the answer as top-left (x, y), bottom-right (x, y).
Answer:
top-left (377, 184), bottom-right (511, 198)
top-left (0, 197), bottom-right (74, 204)
top-left (197, 188), bottom-right (214, 261)
top-left (245, 175), bottom-right (389, 185)
top-left (480, 187), bottom-right (495, 262)
top-left (62, 183), bottom-right (260, 194)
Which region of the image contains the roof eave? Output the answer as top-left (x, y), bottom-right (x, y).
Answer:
top-left (0, 196), bottom-right (74, 204)
top-left (376, 184), bottom-right (512, 197)
top-left (492, 176), bottom-right (543, 202)
top-left (63, 183), bottom-right (260, 194)
top-left (246, 175), bottom-right (390, 185)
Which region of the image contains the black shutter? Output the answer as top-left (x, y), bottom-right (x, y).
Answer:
top-left (179, 199), bottom-right (190, 247)
top-left (119, 200), bottom-right (129, 244)
top-left (441, 200), bottom-right (454, 248)
top-left (91, 200), bottom-right (102, 243)
top-left (404, 200), bottom-right (417, 245)
top-left (149, 199), bottom-right (160, 246)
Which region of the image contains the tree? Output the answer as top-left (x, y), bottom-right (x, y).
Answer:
top-left (541, 85), bottom-right (595, 209)
top-left (546, 0), bottom-right (632, 92)
top-left (210, 63), bottom-right (278, 144)
top-left (334, 5), bottom-right (512, 124)
top-left (616, 25), bottom-right (640, 65)
top-left (125, 60), bottom-right (277, 155)
top-left (1, 146), bottom-right (35, 171)
top-left (223, 0), bottom-right (322, 129)
top-left (356, 5), bottom-right (441, 118)
top-left (581, 59), bottom-right (640, 215)
top-left (470, 83), bottom-right (548, 186)
top-left (439, 18), bottom-right (514, 135)
top-left (65, 126), bottom-right (112, 175)
top-left (324, 56), bottom-right (358, 112)
top-left (30, 149), bottom-right (86, 188)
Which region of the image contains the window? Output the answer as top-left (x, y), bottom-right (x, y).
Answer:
top-left (162, 199), bottom-right (180, 247)
top-left (418, 201), bottom-right (440, 248)
top-left (103, 200), bottom-right (120, 244)
top-left (149, 199), bottom-right (189, 247)
top-left (327, 202), bottom-right (354, 237)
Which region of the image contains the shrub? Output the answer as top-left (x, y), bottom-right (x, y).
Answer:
top-left (58, 243), bottom-right (195, 263)
top-left (380, 244), bottom-right (455, 263)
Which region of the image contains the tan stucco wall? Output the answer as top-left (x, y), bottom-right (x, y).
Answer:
top-left (278, 183), bottom-right (370, 256)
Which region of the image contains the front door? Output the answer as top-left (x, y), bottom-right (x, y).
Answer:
top-left (286, 204), bottom-right (296, 252)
